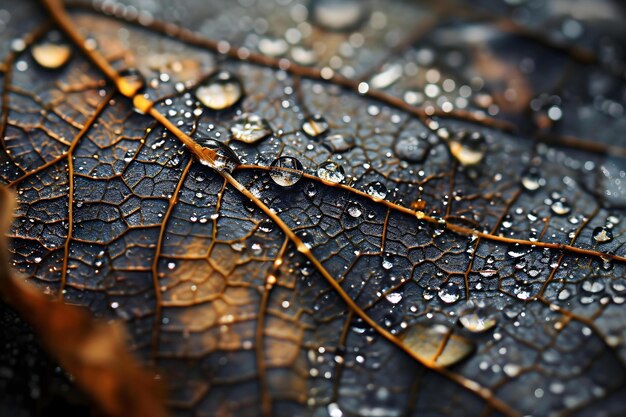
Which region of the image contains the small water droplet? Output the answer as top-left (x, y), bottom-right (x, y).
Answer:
top-left (551, 199), bottom-right (571, 216)
top-left (459, 303), bottom-right (497, 333)
top-left (195, 71), bottom-right (243, 110)
top-left (400, 323), bottom-right (474, 367)
top-left (365, 181), bottom-right (387, 199)
top-left (582, 278), bottom-right (605, 294)
top-left (309, 0), bottom-right (367, 32)
top-left (385, 292), bottom-right (402, 304)
top-left (347, 202), bottom-right (362, 218)
top-left (258, 36), bottom-right (288, 57)
top-left (592, 226), bottom-right (613, 243)
top-left (230, 113), bottom-right (272, 144)
top-left (197, 138), bottom-right (240, 173)
top-left (270, 156), bottom-right (304, 187)
top-left (321, 133), bottom-right (355, 153)
top-left (31, 41), bottom-right (71, 69)
top-left (393, 134), bottom-right (429, 163)
top-left (317, 161), bottom-right (345, 183)
top-left (438, 282), bottom-right (461, 304)
top-left (302, 114), bottom-right (329, 138)
top-left (521, 167), bottom-right (545, 191)
top-left (449, 131), bottom-right (486, 166)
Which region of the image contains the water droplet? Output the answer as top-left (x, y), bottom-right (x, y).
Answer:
top-left (321, 134), bottom-right (355, 153)
top-left (31, 41), bottom-right (71, 69)
top-left (195, 71), bottom-right (243, 110)
top-left (449, 131), bottom-right (486, 166)
top-left (269, 156), bottom-right (303, 187)
top-left (197, 138), bottom-right (240, 173)
top-left (258, 36), bottom-right (288, 57)
top-left (302, 114), bottom-right (329, 138)
top-left (317, 161), bottom-right (345, 183)
top-left (551, 199), bottom-right (571, 216)
top-left (118, 68), bottom-right (146, 97)
top-left (521, 167), bottom-right (545, 191)
top-left (393, 134), bottom-right (429, 162)
top-left (582, 278), bottom-right (605, 294)
top-left (309, 0), bottom-right (367, 32)
top-left (385, 292), bottom-right (402, 304)
top-left (400, 323), bottom-right (474, 367)
top-left (592, 226), bottom-right (613, 243)
top-left (459, 303), bottom-right (497, 333)
top-left (230, 113), bottom-right (272, 144)
top-left (347, 202), bottom-right (362, 218)
top-left (370, 63), bottom-right (402, 90)
top-left (365, 181), bottom-right (387, 199)
top-left (438, 282), bottom-right (461, 304)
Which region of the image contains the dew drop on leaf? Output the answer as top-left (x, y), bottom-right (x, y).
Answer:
top-left (321, 134), bottom-right (355, 153)
top-left (317, 161), bottom-right (345, 183)
top-left (364, 181), bottom-right (387, 199)
top-left (582, 278), bottom-right (605, 294)
top-left (269, 156), bottom-right (304, 187)
top-left (438, 282), bottom-right (461, 304)
top-left (400, 323), bottom-right (474, 367)
top-left (459, 303), bottom-right (497, 333)
top-left (385, 292), bottom-right (402, 304)
top-left (230, 113), bottom-right (272, 144)
top-left (302, 114), bottom-right (329, 138)
top-left (31, 41), bottom-right (71, 69)
top-left (393, 134), bottom-right (429, 163)
top-left (258, 36), bottom-right (288, 57)
top-left (309, 0), bottom-right (367, 32)
top-left (197, 138), bottom-right (240, 173)
top-left (551, 199), bottom-right (571, 216)
top-left (592, 226), bottom-right (613, 243)
top-left (347, 202), bottom-right (362, 218)
top-left (521, 166), bottom-right (545, 191)
top-left (449, 131), bottom-right (487, 166)
top-left (195, 71), bottom-right (243, 110)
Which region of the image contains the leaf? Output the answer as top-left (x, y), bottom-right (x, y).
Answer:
top-left (2, 0), bottom-right (626, 416)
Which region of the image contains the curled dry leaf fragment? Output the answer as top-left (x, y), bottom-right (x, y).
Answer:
top-left (0, 187), bottom-right (168, 417)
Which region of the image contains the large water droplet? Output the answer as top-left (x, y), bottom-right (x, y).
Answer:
top-left (195, 71), bottom-right (243, 110)
top-left (393, 134), bottom-right (429, 162)
top-left (317, 161), bottom-right (345, 183)
top-left (365, 181), bottom-right (387, 199)
top-left (31, 41), bottom-right (71, 69)
top-left (592, 226), bottom-right (613, 243)
top-left (459, 303), bottom-right (497, 333)
top-left (302, 114), bottom-right (329, 138)
top-left (118, 68), bottom-right (146, 98)
top-left (449, 131), bottom-right (486, 166)
top-left (438, 282), bottom-right (461, 304)
top-left (321, 134), bottom-right (355, 153)
top-left (230, 113), bottom-right (272, 144)
top-left (521, 167), bottom-right (545, 191)
top-left (197, 138), bottom-right (240, 173)
top-left (309, 0), bottom-right (368, 32)
top-left (270, 156), bottom-right (304, 187)
top-left (400, 323), bottom-right (475, 367)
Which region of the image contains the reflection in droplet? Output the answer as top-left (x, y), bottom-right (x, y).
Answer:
top-left (302, 114), bottom-right (329, 138)
top-left (521, 167), bottom-right (545, 191)
top-left (551, 199), bottom-right (571, 216)
top-left (400, 323), bottom-right (474, 367)
top-left (393, 134), bottom-right (429, 163)
top-left (118, 68), bottom-right (146, 98)
top-left (321, 134), bottom-right (355, 153)
top-left (317, 161), bottom-right (345, 183)
top-left (438, 282), bottom-right (461, 304)
top-left (449, 131), bottom-right (486, 166)
top-left (230, 113), bottom-right (272, 144)
top-left (195, 71), bottom-right (243, 110)
top-left (592, 226), bottom-right (613, 243)
top-left (347, 202), bottom-right (362, 218)
top-left (309, 0), bottom-right (368, 32)
top-left (270, 156), bottom-right (304, 187)
top-left (365, 181), bottom-right (387, 200)
top-left (197, 138), bottom-right (240, 173)
top-left (31, 41), bottom-right (72, 69)
top-left (459, 303), bottom-right (497, 333)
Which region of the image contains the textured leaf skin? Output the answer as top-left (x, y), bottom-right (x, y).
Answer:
top-left (2, 0), bottom-right (626, 416)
